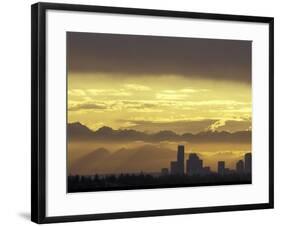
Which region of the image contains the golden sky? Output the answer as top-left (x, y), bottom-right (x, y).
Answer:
top-left (68, 73), bottom-right (251, 133)
top-left (67, 32), bottom-right (252, 134)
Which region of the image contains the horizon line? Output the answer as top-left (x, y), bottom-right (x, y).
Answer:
top-left (68, 121), bottom-right (252, 135)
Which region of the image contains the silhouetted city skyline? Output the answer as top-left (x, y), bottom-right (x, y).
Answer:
top-left (68, 144), bottom-right (252, 192)
top-left (162, 145), bottom-right (251, 177)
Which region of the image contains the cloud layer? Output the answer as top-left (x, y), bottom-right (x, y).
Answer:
top-left (67, 32), bottom-right (251, 83)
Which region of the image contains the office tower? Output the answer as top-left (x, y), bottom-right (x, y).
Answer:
top-left (161, 168), bottom-right (169, 176)
top-left (170, 161), bottom-right (179, 175)
top-left (177, 145), bottom-right (185, 175)
top-left (244, 153), bottom-right (252, 174)
top-left (218, 161), bottom-right (225, 175)
top-left (236, 160), bottom-right (244, 173)
top-left (186, 153), bottom-right (203, 176)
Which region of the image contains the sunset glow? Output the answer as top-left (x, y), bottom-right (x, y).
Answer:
top-left (67, 32), bottom-right (252, 176)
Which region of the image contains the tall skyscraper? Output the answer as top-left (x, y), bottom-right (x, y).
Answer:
top-left (236, 160), bottom-right (244, 173)
top-left (186, 153), bottom-right (203, 176)
top-left (177, 145), bottom-right (185, 175)
top-left (218, 161), bottom-right (225, 175)
top-left (244, 153), bottom-right (252, 174)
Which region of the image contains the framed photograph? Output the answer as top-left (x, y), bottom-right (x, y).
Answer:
top-left (31, 2), bottom-right (274, 224)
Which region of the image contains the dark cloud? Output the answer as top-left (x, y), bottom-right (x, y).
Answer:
top-left (67, 32), bottom-right (252, 83)
top-left (69, 103), bottom-right (108, 111)
top-left (120, 118), bottom-right (251, 134)
top-left (120, 119), bottom-right (217, 134)
top-left (214, 120), bottom-right (251, 132)
top-left (118, 101), bottom-right (158, 109)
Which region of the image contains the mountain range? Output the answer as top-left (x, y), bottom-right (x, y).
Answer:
top-left (70, 145), bottom-right (180, 175)
top-left (68, 122), bottom-right (251, 143)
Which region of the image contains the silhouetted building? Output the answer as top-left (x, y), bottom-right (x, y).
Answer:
top-left (218, 161), bottom-right (225, 175)
top-left (244, 153), bottom-right (252, 174)
top-left (161, 168), bottom-right (169, 176)
top-left (186, 153), bottom-right (203, 176)
top-left (170, 161), bottom-right (179, 175)
top-left (236, 160), bottom-right (244, 173)
top-left (202, 166), bottom-right (211, 175)
top-left (224, 168), bottom-right (235, 175)
top-left (169, 145), bottom-right (185, 175)
top-left (177, 145), bottom-right (185, 175)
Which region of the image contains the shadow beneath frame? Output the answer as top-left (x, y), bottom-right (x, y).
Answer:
top-left (18, 212), bottom-right (30, 221)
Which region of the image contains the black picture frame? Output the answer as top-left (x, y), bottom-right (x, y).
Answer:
top-left (31, 2), bottom-right (274, 224)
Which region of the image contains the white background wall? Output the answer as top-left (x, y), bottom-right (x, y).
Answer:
top-left (0, 0), bottom-right (279, 225)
